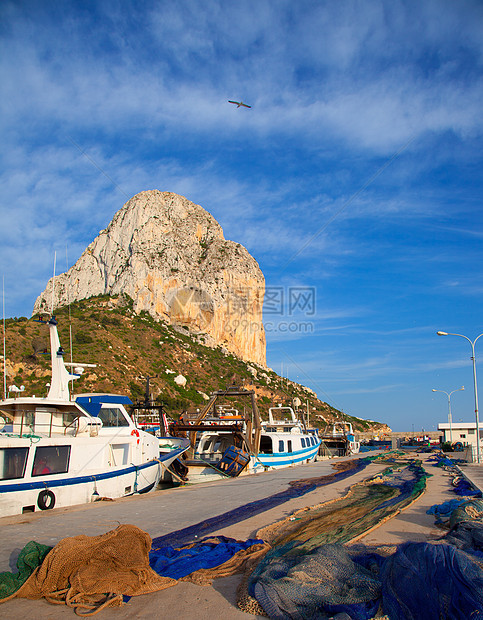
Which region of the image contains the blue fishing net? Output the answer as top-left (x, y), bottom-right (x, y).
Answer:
top-left (453, 477), bottom-right (482, 497)
top-left (149, 535), bottom-right (263, 579)
top-left (381, 541), bottom-right (483, 620)
top-left (431, 456), bottom-right (454, 467)
top-left (426, 498), bottom-right (468, 525)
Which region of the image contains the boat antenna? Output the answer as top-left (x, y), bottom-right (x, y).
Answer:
top-left (2, 276), bottom-right (6, 399)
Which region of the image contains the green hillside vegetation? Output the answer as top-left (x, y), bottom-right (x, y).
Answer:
top-left (2, 295), bottom-right (386, 432)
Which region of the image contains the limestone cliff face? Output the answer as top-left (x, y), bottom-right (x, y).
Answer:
top-left (33, 191), bottom-right (266, 366)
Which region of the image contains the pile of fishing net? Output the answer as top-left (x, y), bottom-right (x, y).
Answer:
top-left (452, 476), bottom-right (482, 497)
top-left (426, 498), bottom-right (469, 526)
top-left (0, 524), bottom-right (268, 616)
top-left (0, 524), bottom-right (174, 615)
top-left (243, 540), bottom-right (483, 619)
top-left (424, 495), bottom-right (483, 555)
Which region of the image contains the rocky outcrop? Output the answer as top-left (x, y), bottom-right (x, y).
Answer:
top-left (34, 191), bottom-right (266, 365)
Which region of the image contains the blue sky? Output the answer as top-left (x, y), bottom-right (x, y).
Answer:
top-left (1, 0), bottom-right (482, 432)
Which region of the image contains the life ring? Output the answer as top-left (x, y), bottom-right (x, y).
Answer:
top-left (131, 428), bottom-right (140, 445)
top-left (37, 489), bottom-right (55, 511)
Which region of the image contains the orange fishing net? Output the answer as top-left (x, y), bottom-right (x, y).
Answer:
top-left (3, 524), bottom-right (175, 616)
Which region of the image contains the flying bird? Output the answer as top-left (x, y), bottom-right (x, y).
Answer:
top-left (228, 100), bottom-right (251, 108)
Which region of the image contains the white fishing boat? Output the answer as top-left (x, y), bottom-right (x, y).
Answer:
top-left (253, 404), bottom-right (321, 471)
top-left (319, 421), bottom-right (360, 457)
top-left (169, 390), bottom-right (321, 484)
top-left (0, 316), bottom-right (189, 517)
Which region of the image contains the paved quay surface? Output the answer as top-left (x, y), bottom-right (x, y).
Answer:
top-left (456, 461), bottom-right (483, 492)
top-left (0, 452), bottom-right (456, 619)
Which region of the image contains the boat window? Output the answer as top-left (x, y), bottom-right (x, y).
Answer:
top-left (32, 446), bottom-right (70, 476)
top-left (278, 440), bottom-right (284, 453)
top-left (0, 447), bottom-right (29, 480)
top-left (98, 407), bottom-right (129, 428)
top-left (301, 438), bottom-right (306, 448)
top-left (287, 440), bottom-right (292, 453)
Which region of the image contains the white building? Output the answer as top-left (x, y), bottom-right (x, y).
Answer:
top-left (438, 421), bottom-right (483, 460)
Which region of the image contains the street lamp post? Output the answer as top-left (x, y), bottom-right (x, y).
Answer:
top-left (431, 386), bottom-right (464, 444)
top-left (437, 331), bottom-right (483, 463)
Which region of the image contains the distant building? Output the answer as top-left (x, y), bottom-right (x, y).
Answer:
top-left (438, 421), bottom-right (483, 459)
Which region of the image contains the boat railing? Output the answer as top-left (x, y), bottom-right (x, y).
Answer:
top-left (267, 406), bottom-right (298, 425)
top-left (5, 407), bottom-right (103, 439)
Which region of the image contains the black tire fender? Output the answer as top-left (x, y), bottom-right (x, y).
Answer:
top-left (37, 489), bottom-right (55, 510)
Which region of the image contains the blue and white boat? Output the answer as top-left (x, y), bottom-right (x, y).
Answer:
top-left (0, 316), bottom-right (189, 517)
top-left (253, 405), bottom-right (321, 471)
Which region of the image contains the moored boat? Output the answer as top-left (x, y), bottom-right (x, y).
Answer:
top-left (319, 421), bottom-right (360, 457)
top-left (0, 316), bottom-right (189, 517)
top-left (168, 389), bottom-right (321, 484)
top-left (253, 404), bottom-right (321, 471)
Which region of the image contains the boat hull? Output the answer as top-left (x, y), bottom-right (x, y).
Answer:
top-left (0, 442), bottom-right (188, 517)
top-left (253, 441), bottom-right (321, 471)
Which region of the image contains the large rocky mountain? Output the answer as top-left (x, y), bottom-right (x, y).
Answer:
top-left (34, 191), bottom-right (266, 366)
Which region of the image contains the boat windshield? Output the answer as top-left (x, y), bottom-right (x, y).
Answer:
top-left (97, 407), bottom-right (129, 428)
